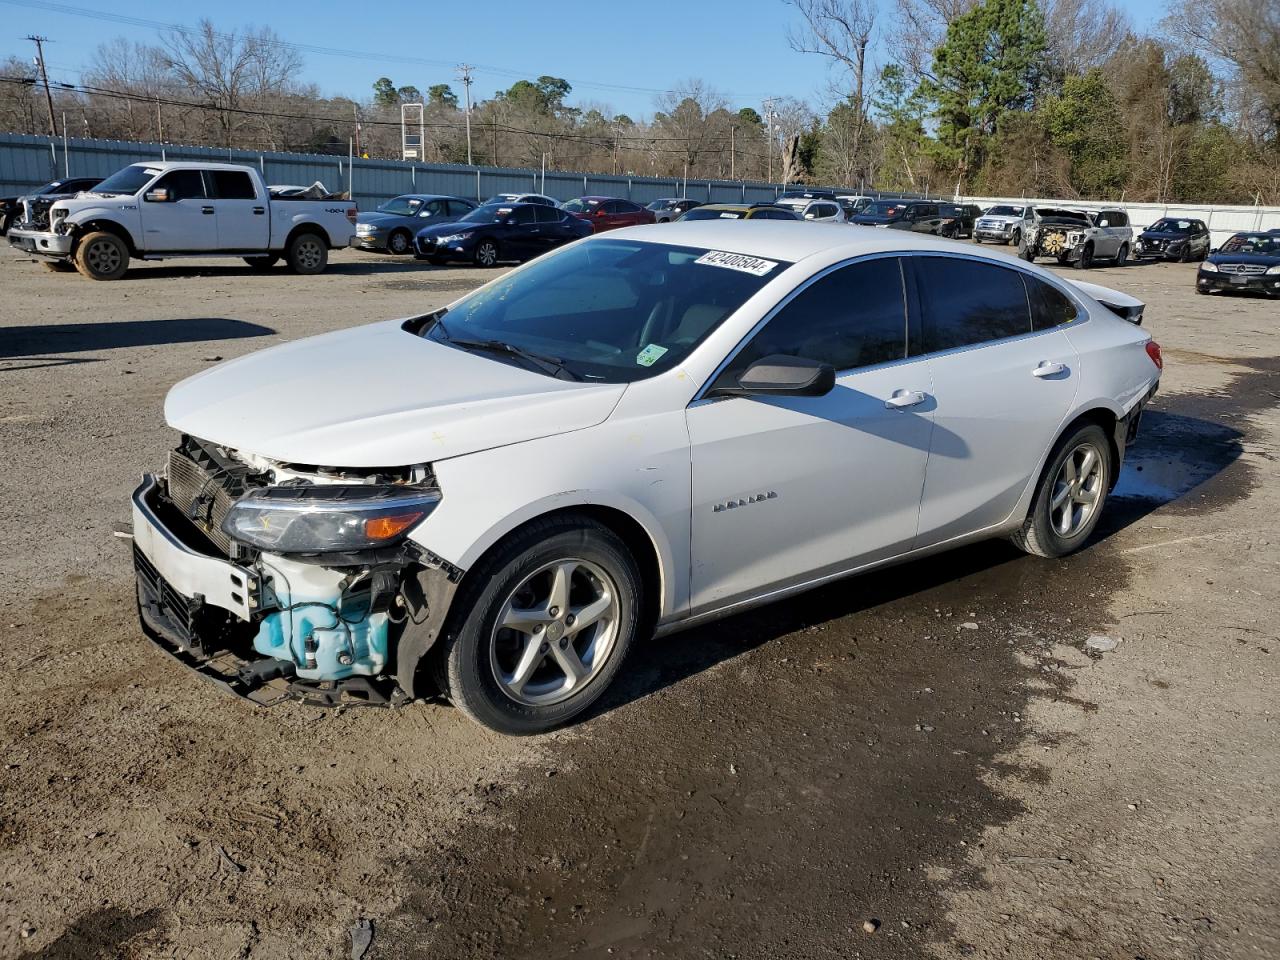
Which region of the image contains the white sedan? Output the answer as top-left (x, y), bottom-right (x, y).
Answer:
top-left (132, 223), bottom-right (1162, 733)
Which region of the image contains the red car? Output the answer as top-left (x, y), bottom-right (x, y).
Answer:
top-left (561, 196), bottom-right (656, 232)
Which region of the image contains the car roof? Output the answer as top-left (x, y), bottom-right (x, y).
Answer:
top-left (603, 219), bottom-right (1032, 263)
top-left (698, 203), bottom-right (751, 212)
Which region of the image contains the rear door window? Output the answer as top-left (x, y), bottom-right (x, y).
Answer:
top-left (510, 205), bottom-right (537, 225)
top-left (913, 257), bottom-right (1033, 353)
top-left (209, 171), bottom-right (256, 200)
top-left (534, 205), bottom-right (563, 224)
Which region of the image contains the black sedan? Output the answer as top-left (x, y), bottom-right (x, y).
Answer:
top-left (1196, 232), bottom-right (1280, 298)
top-left (353, 194), bottom-right (478, 254)
top-left (1136, 217), bottom-right (1211, 262)
top-left (414, 202), bottom-right (593, 266)
top-left (1, 176), bottom-right (102, 235)
top-left (851, 200), bottom-right (947, 233)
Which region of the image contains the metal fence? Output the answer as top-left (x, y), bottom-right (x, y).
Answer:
top-left (0, 131), bottom-right (888, 210)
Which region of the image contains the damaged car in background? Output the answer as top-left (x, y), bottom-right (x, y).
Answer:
top-left (130, 224), bottom-right (1161, 735)
top-left (1018, 207), bottom-right (1132, 269)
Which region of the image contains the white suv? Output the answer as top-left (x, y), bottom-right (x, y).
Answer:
top-left (132, 223), bottom-right (1161, 732)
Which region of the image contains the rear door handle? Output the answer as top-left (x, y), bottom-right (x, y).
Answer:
top-left (885, 389), bottom-right (926, 409)
top-left (201, 206), bottom-right (215, 215)
top-left (1032, 361), bottom-right (1067, 378)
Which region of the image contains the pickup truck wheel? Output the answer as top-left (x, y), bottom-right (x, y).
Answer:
top-left (386, 230), bottom-right (412, 255)
top-left (287, 233), bottom-right (328, 274)
top-left (474, 239), bottom-right (500, 268)
top-left (434, 516), bottom-right (642, 734)
top-left (243, 255), bottom-right (279, 270)
top-left (1075, 243), bottom-right (1093, 269)
top-left (1012, 423), bottom-right (1113, 559)
top-left (1009, 228), bottom-right (1022, 247)
top-left (74, 231), bottom-right (129, 281)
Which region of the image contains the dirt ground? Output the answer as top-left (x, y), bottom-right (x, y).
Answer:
top-left (0, 244), bottom-right (1276, 960)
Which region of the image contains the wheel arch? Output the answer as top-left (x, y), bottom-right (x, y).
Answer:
top-left (72, 218), bottom-right (139, 257)
top-left (283, 221), bottom-right (327, 253)
top-left (1015, 403), bottom-right (1124, 525)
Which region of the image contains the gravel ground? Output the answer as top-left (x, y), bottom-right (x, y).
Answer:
top-left (0, 246), bottom-right (1276, 960)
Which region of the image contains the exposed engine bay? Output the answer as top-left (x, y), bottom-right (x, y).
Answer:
top-left (132, 435), bottom-right (460, 707)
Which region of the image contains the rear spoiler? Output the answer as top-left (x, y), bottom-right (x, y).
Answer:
top-left (1064, 278), bottom-right (1145, 325)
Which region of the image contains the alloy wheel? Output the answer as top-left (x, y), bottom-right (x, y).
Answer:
top-left (85, 238), bottom-right (121, 276)
top-left (1050, 442), bottom-right (1104, 537)
top-left (296, 237), bottom-right (323, 270)
top-left (489, 558), bottom-right (620, 707)
top-left (477, 241), bottom-right (498, 267)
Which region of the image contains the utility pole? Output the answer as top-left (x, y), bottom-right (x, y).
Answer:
top-left (27, 35), bottom-right (57, 138)
top-left (730, 124), bottom-right (735, 180)
top-left (353, 104), bottom-right (362, 158)
top-left (762, 97), bottom-right (778, 185)
top-left (457, 63), bottom-right (474, 165)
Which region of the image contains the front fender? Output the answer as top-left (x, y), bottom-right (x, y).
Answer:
top-left (66, 210), bottom-right (139, 248)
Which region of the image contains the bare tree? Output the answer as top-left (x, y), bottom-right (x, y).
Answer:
top-left (787, 0), bottom-right (877, 182)
top-left (889, 0), bottom-right (975, 79)
top-left (1042, 0), bottom-right (1131, 79)
top-left (654, 79), bottom-right (730, 176)
top-left (155, 20), bottom-right (302, 147)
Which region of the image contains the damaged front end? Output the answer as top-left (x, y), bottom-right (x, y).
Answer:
top-left (131, 435), bottom-right (461, 707)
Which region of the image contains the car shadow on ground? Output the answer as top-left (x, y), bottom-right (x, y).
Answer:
top-left (591, 400), bottom-right (1253, 725)
top-left (0, 317), bottom-right (276, 358)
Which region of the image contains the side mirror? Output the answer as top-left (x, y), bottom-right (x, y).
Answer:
top-left (804, 212), bottom-right (816, 220)
top-left (720, 354), bottom-right (835, 398)
top-left (144, 187), bottom-right (171, 203)
top-left (594, 209), bottom-right (607, 217)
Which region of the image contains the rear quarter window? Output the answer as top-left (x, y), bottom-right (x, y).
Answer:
top-left (914, 257), bottom-right (1033, 352)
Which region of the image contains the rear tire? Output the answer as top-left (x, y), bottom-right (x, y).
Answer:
top-left (243, 255), bottom-right (279, 270)
top-left (73, 231), bottom-right (129, 281)
top-left (286, 232), bottom-right (328, 275)
top-left (433, 515), bottom-right (643, 735)
top-left (1012, 423), bottom-right (1113, 559)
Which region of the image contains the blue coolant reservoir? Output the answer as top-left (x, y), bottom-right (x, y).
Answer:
top-left (251, 556), bottom-right (390, 681)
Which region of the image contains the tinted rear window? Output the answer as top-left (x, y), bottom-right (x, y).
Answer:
top-left (1025, 276), bottom-right (1078, 330)
top-left (915, 257), bottom-right (1032, 352)
top-left (211, 171), bottom-right (256, 200)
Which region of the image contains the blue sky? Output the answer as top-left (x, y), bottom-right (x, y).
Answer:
top-left (3, 0), bottom-right (1168, 119)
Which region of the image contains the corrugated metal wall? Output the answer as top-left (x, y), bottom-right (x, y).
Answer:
top-left (0, 132), bottom-right (863, 209)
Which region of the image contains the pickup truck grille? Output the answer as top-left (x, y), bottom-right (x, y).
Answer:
top-left (1217, 263), bottom-right (1267, 276)
top-left (166, 441), bottom-right (262, 555)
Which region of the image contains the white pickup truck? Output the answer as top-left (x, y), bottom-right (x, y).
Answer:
top-left (7, 161), bottom-right (356, 280)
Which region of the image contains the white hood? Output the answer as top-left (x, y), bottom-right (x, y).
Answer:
top-left (164, 320), bottom-right (626, 467)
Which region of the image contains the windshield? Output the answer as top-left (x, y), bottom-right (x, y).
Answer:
top-left (680, 207), bottom-right (745, 220)
top-left (1149, 218), bottom-right (1194, 233)
top-left (985, 205), bottom-right (1024, 217)
top-left (91, 165), bottom-right (161, 196)
top-left (425, 239), bottom-right (790, 383)
top-left (458, 203), bottom-right (515, 225)
top-left (866, 201), bottom-right (907, 218)
top-left (1036, 208), bottom-right (1089, 222)
top-left (1221, 234), bottom-right (1279, 255)
top-left (561, 198), bottom-right (599, 213)
top-left (377, 196), bottom-right (424, 216)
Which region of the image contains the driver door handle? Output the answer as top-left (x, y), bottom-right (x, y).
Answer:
top-left (1032, 361), bottom-right (1067, 378)
top-left (885, 389), bottom-right (926, 409)
top-left (201, 206), bottom-right (215, 215)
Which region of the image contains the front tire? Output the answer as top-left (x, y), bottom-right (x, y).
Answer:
top-left (73, 231), bottom-right (129, 281)
top-left (387, 229), bottom-right (412, 255)
top-left (1009, 227), bottom-right (1022, 247)
top-left (434, 516), bottom-right (643, 735)
top-left (1076, 243), bottom-right (1093, 269)
top-left (474, 238), bottom-right (500, 268)
top-left (1115, 243), bottom-right (1129, 266)
top-left (1012, 423), bottom-right (1113, 558)
top-left (286, 232), bottom-right (328, 275)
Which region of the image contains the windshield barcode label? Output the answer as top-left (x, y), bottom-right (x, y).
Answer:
top-left (695, 251), bottom-right (779, 276)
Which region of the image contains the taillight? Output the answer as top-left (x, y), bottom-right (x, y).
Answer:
top-left (346, 207), bottom-right (357, 225)
top-left (1145, 340), bottom-right (1163, 370)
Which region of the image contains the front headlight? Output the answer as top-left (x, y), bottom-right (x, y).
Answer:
top-left (438, 231), bottom-right (473, 244)
top-left (1200, 261), bottom-right (1218, 273)
top-left (222, 485), bottom-right (441, 553)
top-left (1266, 265), bottom-right (1280, 275)
top-left (51, 208), bottom-right (69, 234)
top-left (1068, 232), bottom-right (1083, 244)
top-left (355, 223), bottom-right (376, 235)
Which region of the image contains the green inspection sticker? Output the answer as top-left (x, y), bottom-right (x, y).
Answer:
top-left (636, 343), bottom-right (669, 367)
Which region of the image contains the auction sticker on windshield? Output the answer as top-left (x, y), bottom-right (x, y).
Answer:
top-left (695, 250), bottom-right (779, 276)
top-left (636, 343), bottom-right (669, 367)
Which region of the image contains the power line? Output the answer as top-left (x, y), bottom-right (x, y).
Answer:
top-left (0, 0), bottom-right (780, 101)
top-left (0, 74), bottom-right (773, 156)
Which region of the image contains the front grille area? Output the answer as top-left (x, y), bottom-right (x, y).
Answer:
top-left (1218, 263), bottom-right (1267, 276)
top-left (166, 440), bottom-right (262, 555)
